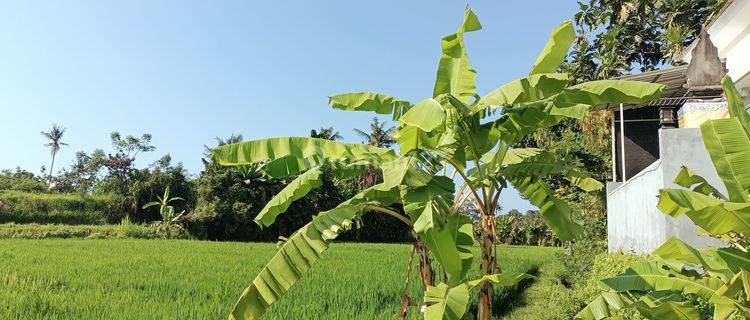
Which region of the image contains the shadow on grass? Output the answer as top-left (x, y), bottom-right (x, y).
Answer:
top-left (465, 266), bottom-right (541, 319)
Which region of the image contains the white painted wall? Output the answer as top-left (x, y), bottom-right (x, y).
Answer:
top-left (607, 160), bottom-right (666, 253)
top-left (607, 129), bottom-right (726, 254)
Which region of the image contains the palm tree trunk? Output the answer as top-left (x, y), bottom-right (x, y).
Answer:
top-left (48, 152), bottom-right (56, 185)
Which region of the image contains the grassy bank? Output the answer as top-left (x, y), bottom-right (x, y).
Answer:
top-left (0, 222), bottom-right (187, 239)
top-left (0, 190), bottom-right (120, 225)
top-left (0, 239), bottom-right (559, 319)
top-left (499, 250), bottom-right (644, 319)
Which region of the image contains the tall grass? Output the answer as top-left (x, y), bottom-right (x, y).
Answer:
top-left (0, 240), bottom-right (559, 319)
top-left (0, 222), bottom-right (188, 240)
top-left (0, 190), bottom-right (121, 225)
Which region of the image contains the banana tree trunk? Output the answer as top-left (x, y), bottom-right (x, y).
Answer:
top-left (478, 212), bottom-right (498, 320)
top-left (399, 243), bottom-right (418, 320)
top-left (415, 239), bottom-right (435, 288)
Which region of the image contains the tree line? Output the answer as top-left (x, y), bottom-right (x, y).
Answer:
top-left (0, 118), bottom-right (410, 242)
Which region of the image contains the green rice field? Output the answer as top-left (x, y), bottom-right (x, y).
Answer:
top-left (0, 239), bottom-right (560, 319)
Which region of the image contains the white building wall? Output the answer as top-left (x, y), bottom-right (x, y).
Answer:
top-left (659, 129), bottom-right (727, 250)
top-left (607, 160), bottom-right (666, 253)
top-left (607, 129), bottom-right (726, 254)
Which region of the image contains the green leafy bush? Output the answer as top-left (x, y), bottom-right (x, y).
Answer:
top-left (188, 162), bottom-right (411, 242)
top-left (0, 191), bottom-right (123, 225)
top-left (496, 209), bottom-right (563, 247)
top-left (0, 222), bottom-right (188, 239)
top-left (561, 239), bottom-right (607, 285)
top-left (501, 249), bottom-right (644, 320)
top-left (0, 169), bottom-right (46, 192)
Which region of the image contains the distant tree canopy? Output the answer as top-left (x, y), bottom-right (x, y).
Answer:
top-left (353, 117), bottom-right (395, 148)
top-left (187, 127), bottom-right (410, 242)
top-left (567, 0), bottom-right (725, 82)
top-left (6, 122), bottom-right (412, 242)
top-left (309, 127), bottom-right (343, 141)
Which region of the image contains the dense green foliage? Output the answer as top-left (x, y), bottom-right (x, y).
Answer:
top-left (0, 191), bottom-right (121, 225)
top-left (0, 240), bottom-right (556, 319)
top-left (189, 151), bottom-right (410, 242)
top-left (2, 131), bottom-right (196, 229)
top-left (0, 222), bottom-right (187, 240)
top-left (503, 248), bottom-right (644, 320)
top-left (0, 169), bottom-right (47, 192)
top-left (570, 0), bottom-right (725, 80)
top-left (515, 112), bottom-right (610, 240)
top-left (495, 210), bottom-right (562, 247)
top-left (2, 127), bottom-right (410, 243)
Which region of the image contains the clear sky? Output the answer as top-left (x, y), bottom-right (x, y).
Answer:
top-left (0, 0), bottom-right (579, 212)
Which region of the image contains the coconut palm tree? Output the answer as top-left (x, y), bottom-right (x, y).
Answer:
top-left (309, 127), bottom-right (342, 141)
top-left (41, 124), bottom-right (67, 184)
top-left (202, 133), bottom-right (244, 159)
top-left (354, 118), bottom-right (396, 187)
top-left (354, 117), bottom-right (396, 147)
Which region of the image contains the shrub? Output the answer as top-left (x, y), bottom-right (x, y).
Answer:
top-left (188, 164), bottom-right (411, 242)
top-left (496, 210), bottom-right (563, 247)
top-left (0, 222), bottom-right (188, 239)
top-left (0, 191), bottom-right (123, 225)
top-left (560, 238), bottom-right (607, 285)
top-left (0, 169), bottom-right (46, 192)
top-left (501, 244), bottom-right (644, 320)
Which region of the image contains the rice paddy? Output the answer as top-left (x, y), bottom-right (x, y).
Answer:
top-left (0, 239), bottom-right (560, 319)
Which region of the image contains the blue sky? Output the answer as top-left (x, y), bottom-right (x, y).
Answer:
top-left (0, 0), bottom-right (579, 212)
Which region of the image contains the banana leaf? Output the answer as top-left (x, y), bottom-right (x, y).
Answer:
top-left (212, 137), bottom-right (396, 177)
top-left (467, 272), bottom-right (534, 287)
top-left (600, 260), bottom-right (722, 301)
top-left (433, 6), bottom-right (481, 104)
top-left (529, 21), bottom-right (574, 75)
top-left (700, 118), bottom-right (750, 203)
top-left (510, 176), bottom-right (583, 240)
top-left (717, 248), bottom-right (750, 274)
top-left (502, 160), bottom-right (603, 192)
top-left (424, 283), bottom-right (470, 320)
top-left (652, 237), bottom-right (732, 280)
top-left (475, 73), bottom-right (569, 112)
top-left (228, 184), bottom-right (398, 320)
top-left (399, 98), bottom-right (446, 132)
top-left (658, 188), bottom-right (750, 234)
top-left (554, 80), bottom-right (665, 107)
top-left (575, 292), bottom-right (631, 320)
top-left (254, 167), bottom-right (323, 227)
top-left (673, 166), bottom-right (726, 199)
top-left (328, 92), bottom-right (413, 120)
top-left (722, 76), bottom-right (750, 135)
top-left (630, 291), bottom-right (701, 320)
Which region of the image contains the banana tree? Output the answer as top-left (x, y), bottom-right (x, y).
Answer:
top-left (142, 186), bottom-right (185, 224)
top-left (577, 76), bottom-right (750, 320)
top-left (213, 7), bottom-right (664, 320)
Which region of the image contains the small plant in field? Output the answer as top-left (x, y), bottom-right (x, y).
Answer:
top-left (578, 77), bottom-right (750, 320)
top-left (142, 186), bottom-right (184, 224)
top-left (212, 6), bottom-right (663, 320)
